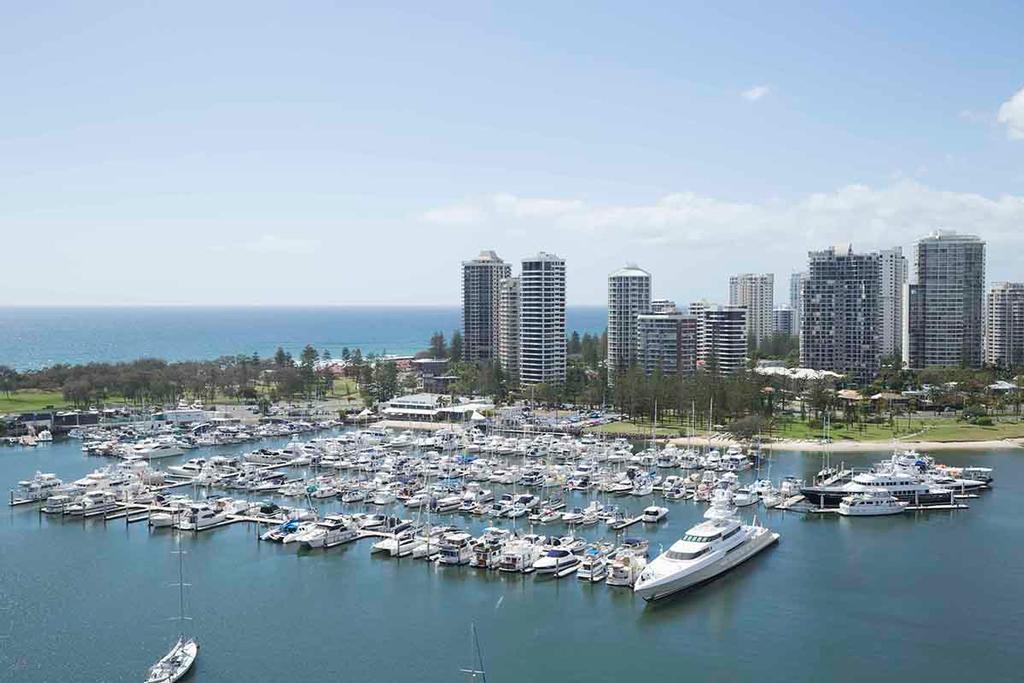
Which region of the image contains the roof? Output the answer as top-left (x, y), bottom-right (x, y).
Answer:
top-left (609, 264), bottom-right (650, 278)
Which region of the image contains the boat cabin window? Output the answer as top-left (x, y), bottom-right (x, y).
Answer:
top-left (682, 533), bottom-right (719, 543)
top-left (666, 547), bottom-right (710, 561)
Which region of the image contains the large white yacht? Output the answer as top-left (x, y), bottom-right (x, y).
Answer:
top-left (633, 513), bottom-right (779, 601)
top-left (800, 470), bottom-right (952, 507)
top-left (837, 490), bottom-right (908, 516)
top-left (127, 438), bottom-right (184, 460)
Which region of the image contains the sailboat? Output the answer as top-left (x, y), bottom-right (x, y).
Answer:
top-left (459, 623), bottom-right (487, 681)
top-left (145, 540), bottom-right (200, 683)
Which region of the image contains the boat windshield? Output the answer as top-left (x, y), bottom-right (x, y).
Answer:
top-left (666, 547), bottom-right (710, 561)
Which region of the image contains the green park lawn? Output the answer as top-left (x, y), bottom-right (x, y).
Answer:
top-left (0, 390), bottom-right (70, 413)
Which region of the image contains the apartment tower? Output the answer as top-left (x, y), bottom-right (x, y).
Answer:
top-left (904, 231), bottom-right (985, 369)
top-left (519, 252), bottom-right (567, 385)
top-left (461, 250), bottom-right (511, 363)
top-left (607, 265), bottom-right (652, 384)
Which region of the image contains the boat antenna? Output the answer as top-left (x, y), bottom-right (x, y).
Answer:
top-left (459, 622), bottom-right (487, 681)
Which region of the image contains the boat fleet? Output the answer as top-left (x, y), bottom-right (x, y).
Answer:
top-left (9, 425), bottom-right (998, 605)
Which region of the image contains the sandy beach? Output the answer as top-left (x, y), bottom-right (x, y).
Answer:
top-left (668, 435), bottom-right (1024, 453)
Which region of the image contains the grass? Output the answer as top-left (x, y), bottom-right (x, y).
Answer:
top-left (0, 390), bottom-right (69, 413)
top-left (587, 413), bottom-right (1024, 443)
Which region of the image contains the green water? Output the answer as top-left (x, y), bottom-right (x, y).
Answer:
top-left (1, 436), bottom-right (1021, 682)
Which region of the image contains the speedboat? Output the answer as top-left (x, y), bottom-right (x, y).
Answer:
top-left (633, 514), bottom-right (779, 601)
top-left (146, 636), bottom-right (199, 683)
top-left (837, 490), bottom-right (909, 516)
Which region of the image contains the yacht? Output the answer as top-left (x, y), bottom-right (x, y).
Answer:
top-left (606, 548), bottom-right (646, 587)
top-left (128, 439), bottom-right (185, 460)
top-left (532, 548), bottom-right (581, 575)
top-left (499, 538), bottom-right (543, 573)
top-left (800, 471), bottom-right (953, 507)
top-left (437, 532), bottom-right (475, 566)
top-left (176, 504), bottom-right (227, 531)
top-left (577, 550), bottom-right (608, 583)
top-left (837, 490), bottom-right (909, 516)
top-left (14, 472), bottom-right (64, 502)
top-left (42, 494), bottom-right (72, 514)
top-left (642, 506), bottom-right (669, 523)
top-left (732, 487), bottom-right (758, 507)
top-left (166, 459), bottom-right (206, 478)
top-left (65, 491), bottom-right (117, 516)
top-left (471, 528), bottom-right (510, 569)
top-left (299, 516), bottom-right (359, 548)
top-left (633, 514), bottom-right (780, 601)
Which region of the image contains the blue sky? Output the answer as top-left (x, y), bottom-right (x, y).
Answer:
top-left (2, 2), bottom-right (1023, 305)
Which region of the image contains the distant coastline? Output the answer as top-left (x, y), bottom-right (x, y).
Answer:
top-left (0, 305), bottom-right (607, 371)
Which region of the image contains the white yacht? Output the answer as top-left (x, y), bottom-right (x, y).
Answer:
top-left (437, 532), bottom-right (475, 566)
top-left (499, 538), bottom-right (543, 573)
top-left (642, 506), bottom-right (669, 523)
top-left (128, 439), bottom-right (185, 460)
top-left (532, 548), bottom-right (580, 575)
top-left (175, 504), bottom-right (227, 531)
top-left (299, 516), bottom-right (359, 548)
top-left (837, 490), bottom-right (909, 516)
top-left (633, 514), bottom-right (779, 601)
top-left (65, 490), bottom-right (117, 516)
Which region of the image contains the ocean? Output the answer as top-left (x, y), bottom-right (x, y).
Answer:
top-left (1, 439), bottom-right (1021, 682)
top-left (0, 306), bottom-right (607, 370)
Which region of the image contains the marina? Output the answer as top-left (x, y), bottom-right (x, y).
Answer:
top-left (1, 426), bottom-right (1020, 681)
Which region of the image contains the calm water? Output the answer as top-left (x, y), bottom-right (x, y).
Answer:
top-left (1, 438), bottom-right (1021, 682)
top-left (0, 306), bottom-right (608, 370)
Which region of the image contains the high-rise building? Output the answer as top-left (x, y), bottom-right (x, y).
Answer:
top-left (878, 247), bottom-right (908, 359)
top-left (497, 276), bottom-right (521, 383)
top-left (607, 265), bottom-right (652, 383)
top-left (689, 301), bottom-right (747, 375)
top-left (636, 304), bottom-right (697, 376)
top-left (790, 271), bottom-right (808, 340)
top-left (729, 273), bottom-right (774, 347)
top-left (519, 252), bottom-right (566, 385)
top-left (800, 244), bottom-right (882, 383)
top-left (984, 282), bottom-right (1024, 370)
top-left (461, 250), bottom-right (511, 363)
top-left (904, 231), bottom-right (986, 369)
top-left (772, 306), bottom-right (795, 336)
top-left (651, 298), bottom-right (677, 314)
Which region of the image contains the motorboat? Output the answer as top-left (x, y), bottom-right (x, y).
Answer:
top-left (176, 504), bottom-right (227, 531)
top-left (633, 514), bottom-right (780, 601)
top-left (300, 516), bottom-right (359, 548)
top-left (65, 490), bottom-right (117, 517)
top-left (577, 550), bottom-right (608, 583)
top-left (437, 532), bottom-right (475, 566)
top-left (499, 538), bottom-right (543, 573)
top-left (732, 487), bottom-right (758, 507)
top-left (14, 472), bottom-right (64, 502)
top-left (166, 459), bottom-right (206, 478)
top-left (642, 506), bottom-right (669, 523)
top-left (837, 490), bottom-right (909, 516)
top-left (42, 494), bottom-right (72, 514)
top-left (606, 548), bottom-right (646, 587)
top-left (128, 438), bottom-right (184, 460)
top-left (532, 548), bottom-right (581, 575)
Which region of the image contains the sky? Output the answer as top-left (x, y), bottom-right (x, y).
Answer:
top-left (1, 2), bottom-right (1023, 306)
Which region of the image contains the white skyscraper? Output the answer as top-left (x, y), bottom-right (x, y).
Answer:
top-left (519, 252), bottom-right (566, 385)
top-left (497, 276), bottom-right (521, 382)
top-left (607, 264), bottom-right (652, 384)
top-left (729, 273), bottom-right (774, 347)
top-left (878, 247), bottom-right (908, 359)
top-left (689, 301), bottom-right (748, 375)
top-left (790, 271), bottom-right (808, 339)
top-left (984, 282), bottom-right (1024, 370)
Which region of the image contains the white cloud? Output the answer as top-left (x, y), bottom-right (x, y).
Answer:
top-left (996, 86), bottom-right (1024, 139)
top-left (420, 204), bottom-right (484, 226)
top-left (418, 182), bottom-right (1024, 302)
top-left (243, 234), bottom-right (318, 255)
top-left (741, 85), bottom-right (771, 101)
